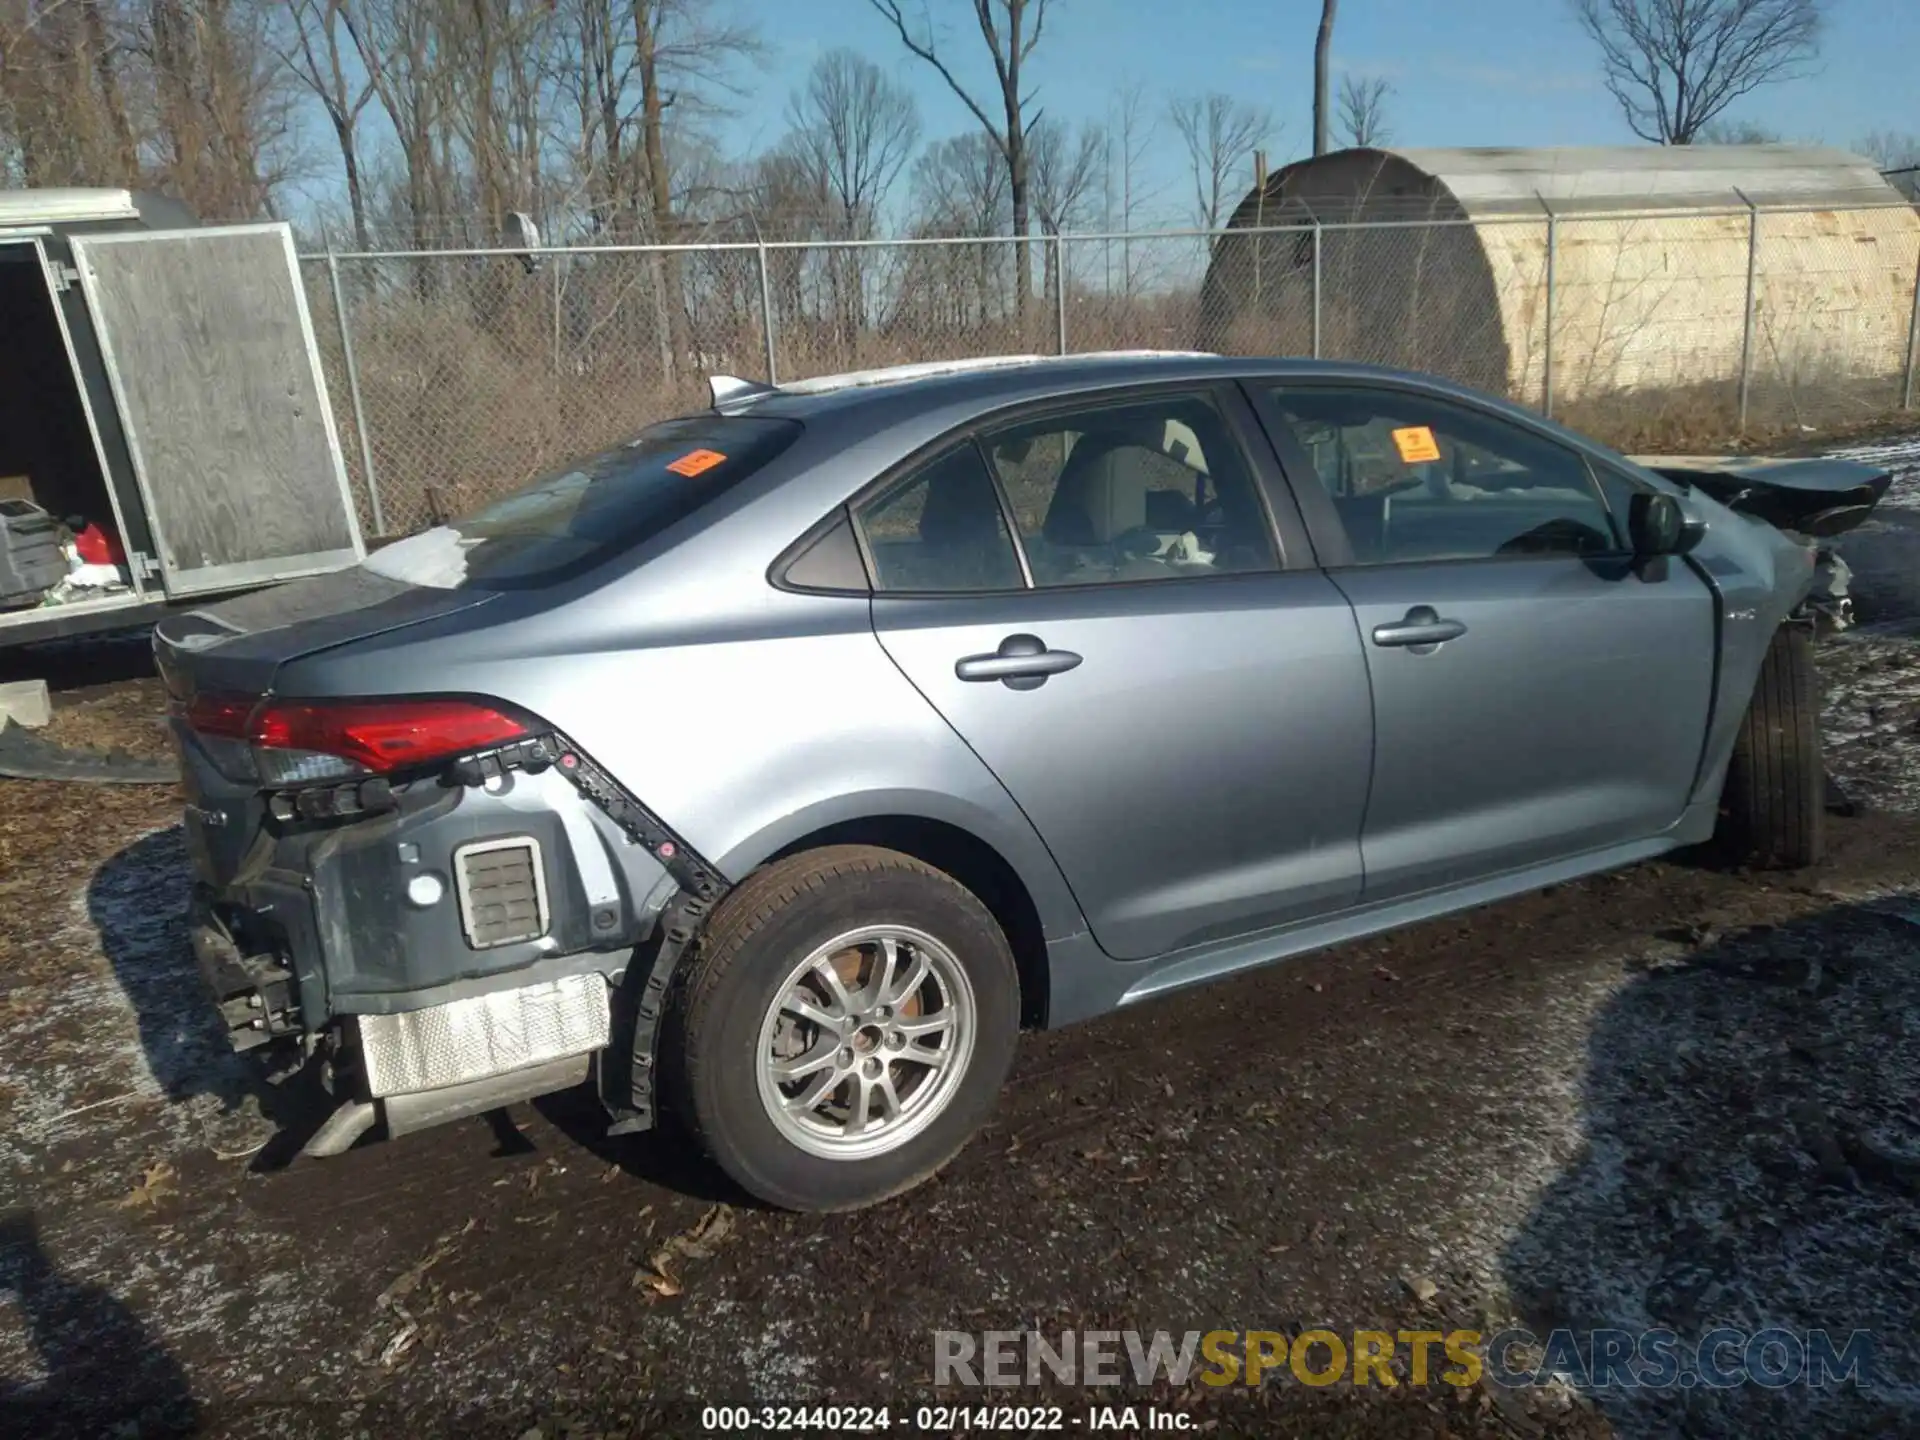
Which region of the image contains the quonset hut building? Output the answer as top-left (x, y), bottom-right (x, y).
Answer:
top-left (1196, 145), bottom-right (1920, 413)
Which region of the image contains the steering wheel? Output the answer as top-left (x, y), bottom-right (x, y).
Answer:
top-left (1493, 517), bottom-right (1611, 556)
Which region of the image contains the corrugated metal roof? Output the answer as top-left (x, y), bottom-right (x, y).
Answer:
top-left (1382, 144), bottom-right (1904, 215)
top-left (0, 187), bottom-right (140, 227)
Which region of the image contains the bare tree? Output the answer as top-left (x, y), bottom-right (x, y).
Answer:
top-left (785, 47), bottom-right (920, 239)
top-left (867, 0), bottom-right (1050, 323)
top-left (276, 0), bottom-right (378, 247)
top-left (781, 49), bottom-right (917, 354)
top-left (1336, 73), bottom-right (1391, 147)
top-left (1101, 77), bottom-right (1160, 298)
top-left (1570, 0), bottom-right (1823, 144)
top-left (903, 130), bottom-right (1012, 332)
top-left (1168, 92), bottom-right (1271, 231)
top-left (1313, 0), bottom-right (1336, 156)
top-left (337, 0), bottom-right (451, 250)
top-left (0, 0), bottom-right (139, 187)
top-left (1029, 115), bottom-right (1101, 311)
top-left (1699, 117), bottom-right (1781, 144)
top-left (910, 130), bottom-right (1011, 236)
top-left (1858, 128), bottom-right (1920, 173)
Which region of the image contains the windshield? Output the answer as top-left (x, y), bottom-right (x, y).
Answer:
top-left (364, 415), bottom-right (802, 589)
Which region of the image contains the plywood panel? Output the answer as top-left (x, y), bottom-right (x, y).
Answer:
top-left (73, 225), bottom-right (360, 594)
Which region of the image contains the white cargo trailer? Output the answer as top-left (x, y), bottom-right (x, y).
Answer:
top-left (0, 188), bottom-right (363, 647)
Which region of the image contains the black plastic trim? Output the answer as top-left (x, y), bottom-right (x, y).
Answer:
top-left (446, 731), bottom-right (727, 903)
top-left (769, 506), bottom-right (871, 594)
top-left (445, 729), bottom-right (732, 1134)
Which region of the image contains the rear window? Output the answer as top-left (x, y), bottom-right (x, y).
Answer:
top-left (372, 415), bottom-right (802, 589)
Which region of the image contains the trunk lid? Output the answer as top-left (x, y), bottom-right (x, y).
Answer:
top-left (153, 564), bottom-right (496, 701)
top-left (155, 565), bottom-right (497, 886)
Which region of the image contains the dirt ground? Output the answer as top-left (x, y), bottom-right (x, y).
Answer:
top-left (6, 440), bottom-right (1920, 1440)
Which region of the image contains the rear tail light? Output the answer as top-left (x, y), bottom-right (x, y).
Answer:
top-left (184, 694), bottom-right (529, 785)
top-left (185, 692), bottom-right (253, 739)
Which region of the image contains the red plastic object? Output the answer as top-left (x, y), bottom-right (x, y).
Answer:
top-left (74, 523), bottom-right (125, 566)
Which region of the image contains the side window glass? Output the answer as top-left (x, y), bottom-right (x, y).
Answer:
top-left (1269, 387), bottom-right (1622, 564)
top-left (854, 445), bottom-right (1024, 593)
top-left (980, 392), bottom-right (1278, 587)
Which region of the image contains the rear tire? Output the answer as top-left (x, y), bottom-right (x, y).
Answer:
top-left (671, 845), bottom-right (1019, 1212)
top-left (1723, 624), bottom-right (1825, 869)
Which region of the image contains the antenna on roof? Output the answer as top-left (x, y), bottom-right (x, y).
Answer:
top-left (709, 374), bottom-right (779, 408)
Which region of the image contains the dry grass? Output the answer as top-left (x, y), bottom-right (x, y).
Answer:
top-left (304, 255), bottom-right (1918, 538)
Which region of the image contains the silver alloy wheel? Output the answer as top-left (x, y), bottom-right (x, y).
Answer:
top-left (755, 924), bottom-right (977, 1161)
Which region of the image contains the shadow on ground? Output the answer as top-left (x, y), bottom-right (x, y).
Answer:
top-left (0, 1209), bottom-right (198, 1440)
top-left (85, 825), bottom-right (246, 1109)
top-left (1503, 895), bottom-right (1920, 1439)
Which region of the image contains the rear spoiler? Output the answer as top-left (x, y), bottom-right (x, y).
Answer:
top-left (1631, 454), bottom-right (1893, 538)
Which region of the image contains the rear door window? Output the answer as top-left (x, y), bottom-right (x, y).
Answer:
top-left (855, 445), bottom-right (1026, 593)
top-left (369, 415), bottom-right (802, 588)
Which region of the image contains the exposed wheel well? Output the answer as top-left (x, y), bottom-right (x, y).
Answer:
top-left (767, 816), bottom-right (1050, 1028)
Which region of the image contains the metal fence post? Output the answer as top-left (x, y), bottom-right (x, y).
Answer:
top-left (757, 238), bottom-right (778, 384)
top-left (1541, 202), bottom-right (1557, 417)
top-left (1903, 238), bottom-right (1920, 411)
top-left (1055, 233), bottom-right (1069, 354)
top-left (1737, 189), bottom-right (1758, 432)
top-left (325, 249), bottom-right (385, 538)
top-left (1311, 221), bottom-right (1323, 360)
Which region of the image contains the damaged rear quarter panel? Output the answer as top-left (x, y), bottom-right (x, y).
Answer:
top-left (275, 569), bottom-right (1091, 948)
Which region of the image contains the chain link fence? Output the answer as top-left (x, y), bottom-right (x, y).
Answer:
top-left (302, 199), bottom-right (1920, 539)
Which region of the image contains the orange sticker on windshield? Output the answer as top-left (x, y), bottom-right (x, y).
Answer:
top-left (1391, 426), bottom-right (1441, 463)
top-left (666, 448), bottom-right (727, 476)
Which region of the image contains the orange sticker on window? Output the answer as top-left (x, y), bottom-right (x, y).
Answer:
top-left (666, 448), bottom-right (727, 477)
top-left (1391, 426), bottom-right (1441, 464)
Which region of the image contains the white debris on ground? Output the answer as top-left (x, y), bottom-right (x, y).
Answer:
top-left (1821, 434), bottom-right (1920, 815)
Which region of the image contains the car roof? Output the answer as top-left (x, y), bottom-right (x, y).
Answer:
top-left (719, 352), bottom-right (1494, 427)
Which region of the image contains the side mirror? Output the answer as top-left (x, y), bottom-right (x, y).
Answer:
top-left (1628, 492), bottom-right (1698, 557)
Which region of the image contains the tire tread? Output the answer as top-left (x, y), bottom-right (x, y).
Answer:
top-left (1726, 625), bottom-right (1824, 869)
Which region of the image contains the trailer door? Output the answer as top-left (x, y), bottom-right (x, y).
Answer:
top-left (69, 223), bottom-right (363, 597)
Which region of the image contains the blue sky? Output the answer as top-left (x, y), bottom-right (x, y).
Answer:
top-left (711, 0), bottom-right (1920, 225)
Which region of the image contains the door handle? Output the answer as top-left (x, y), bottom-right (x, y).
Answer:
top-left (1371, 606), bottom-right (1467, 650)
top-left (955, 633), bottom-right (1083, 690)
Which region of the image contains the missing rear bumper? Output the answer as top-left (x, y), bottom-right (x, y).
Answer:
top-left (355, 970), bottom-right (611, 1098)
top-left (302, 1052), bottom-right (593, 1158)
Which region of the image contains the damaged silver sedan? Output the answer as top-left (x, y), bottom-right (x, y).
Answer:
top-left (156, 353), bottom-right (1889, 1211)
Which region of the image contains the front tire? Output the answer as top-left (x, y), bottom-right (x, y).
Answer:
top-left (671, 845), bottom-right (1020, 1212)
top-left (1723, 624), bottom-right (1825, 869)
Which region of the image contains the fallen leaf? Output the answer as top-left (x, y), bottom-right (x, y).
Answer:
top-left (377, 1321), bottom-right (420, 1368)
top-left (376, 1226), bottom-right (468, 1310)
top-left (633, 1267), bottom-right (682, 1299)
top-left (118, 1160), bottom-right (176, 1209)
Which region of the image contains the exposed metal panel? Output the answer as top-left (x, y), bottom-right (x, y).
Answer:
top-left (70, 223), bottom-right (363, 598)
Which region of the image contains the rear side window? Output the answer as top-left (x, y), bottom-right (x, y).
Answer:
top-left (856, 446), bottom-right (1025, 593)
top-left (388, 415), bottom-right (802, 588)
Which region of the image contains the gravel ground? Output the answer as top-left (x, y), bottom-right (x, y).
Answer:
top-left (5, 441), bottom-right (1920, 1440)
